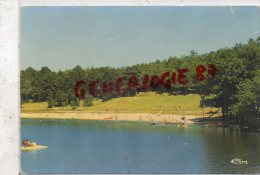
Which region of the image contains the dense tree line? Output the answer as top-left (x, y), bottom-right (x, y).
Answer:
top-left (21, 38), bottom-right (260, 126)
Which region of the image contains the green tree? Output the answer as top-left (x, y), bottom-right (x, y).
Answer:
top-left (21, 67), bottom-right (36, 102)
top-left (21, 79), bottom-right (32, 103)
top-left (230, 70), bottom-right (260, 123)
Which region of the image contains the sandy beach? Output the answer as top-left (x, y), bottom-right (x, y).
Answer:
top-left (20, 111), bottom-right (207, 124)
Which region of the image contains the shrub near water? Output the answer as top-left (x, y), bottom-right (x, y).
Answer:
top-left (84, 94), bottom-right (94, 107)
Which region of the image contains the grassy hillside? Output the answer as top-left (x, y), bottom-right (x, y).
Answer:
top-left (21, 93), bottom-right (219, 116)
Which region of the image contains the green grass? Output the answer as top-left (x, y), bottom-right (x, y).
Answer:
top-left (21, 92), bottom-right (219, 115)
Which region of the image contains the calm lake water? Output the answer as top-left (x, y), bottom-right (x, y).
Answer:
top-left (21, 119), bottom-right (260, 174)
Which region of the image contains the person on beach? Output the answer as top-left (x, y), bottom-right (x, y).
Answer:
top-left (22, 139), bottom-right (37, 147)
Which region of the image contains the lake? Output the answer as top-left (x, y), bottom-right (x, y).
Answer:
top-left (21, 119), bottom-right (260, 174)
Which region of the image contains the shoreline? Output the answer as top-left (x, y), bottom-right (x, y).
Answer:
top-left (20, 111), bottom-right (219, 124)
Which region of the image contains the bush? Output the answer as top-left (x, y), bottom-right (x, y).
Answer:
top-left (84, 94), bottom-right (93, 107)
top-left (70, 100), bottom-right (78, 109)
top-left (61, 101), bottom-right (68, 107)
top-left (55, 91), bottom-right (68, 107)
top-left (47, 99), bottom-right (54, 108)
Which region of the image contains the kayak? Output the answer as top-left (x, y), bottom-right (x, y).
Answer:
top-left (21, 145), bottom-right (48, 151)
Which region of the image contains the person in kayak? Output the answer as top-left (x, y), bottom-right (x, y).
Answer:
top-left (22, 139), bottom-right (37, 147)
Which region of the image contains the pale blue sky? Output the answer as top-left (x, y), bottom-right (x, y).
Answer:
top-left (21, 7), bottom-right (260, 71)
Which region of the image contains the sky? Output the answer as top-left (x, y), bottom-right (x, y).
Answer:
top-left (21, 7), bottom-right (260, 71)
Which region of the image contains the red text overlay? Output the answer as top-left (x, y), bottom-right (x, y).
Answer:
top-left (74, 64), bottom-right (217, 99)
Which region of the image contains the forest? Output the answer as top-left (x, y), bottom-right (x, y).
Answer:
top-left (21, 38), bottom-right (260, 127)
